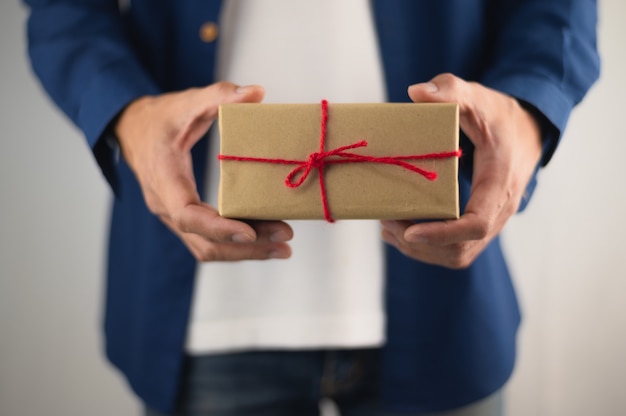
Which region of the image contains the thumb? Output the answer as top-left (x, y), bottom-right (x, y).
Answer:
top-left (232, 84), bottom-right (266, 103)
top-left (175, 82), bottom-right (265, 151)
top-left (407, 73), bottom-right (469, 105)
top-left (408, 73), bottom-right (489, 147)
top-left (203, 81), bottom-right (265, 112)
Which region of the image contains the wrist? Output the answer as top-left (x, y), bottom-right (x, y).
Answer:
top-left (112, 95), bottom-right (155, 166)
top-left (114, 96), bottom-right (153, 138)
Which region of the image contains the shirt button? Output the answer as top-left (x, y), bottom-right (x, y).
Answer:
top-left (199, 22), bottom-right (219, 43)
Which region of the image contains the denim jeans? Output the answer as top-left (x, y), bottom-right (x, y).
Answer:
top-left (145, 348), bottom-right (502, 416)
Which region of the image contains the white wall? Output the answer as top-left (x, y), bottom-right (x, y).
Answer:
top-left (1, 1), bottom-right (624, 415)
top-left (0, 2), bottom-right (138, 415)
top-left (502, 1), bottom-right (626, 415)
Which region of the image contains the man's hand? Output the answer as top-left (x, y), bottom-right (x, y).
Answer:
top-left (381, 73), bottom-right (543, 269)
top-left (114, 82), bottom-right (293, 261)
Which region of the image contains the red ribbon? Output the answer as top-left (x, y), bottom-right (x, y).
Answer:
top-left (218, 100), bottom-right (462, 222)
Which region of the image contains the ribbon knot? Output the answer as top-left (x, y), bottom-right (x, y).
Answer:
top-left (309, 152), bottom-right (325, 166)
top-left (218, 100), bottom-right (462, 222)
top-left (285, 140), bottom-right (370, 189)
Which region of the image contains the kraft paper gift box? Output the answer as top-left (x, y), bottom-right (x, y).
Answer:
top-left (217, 101), bottom-right (460, 222)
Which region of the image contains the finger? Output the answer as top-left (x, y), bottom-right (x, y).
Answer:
top-left (408, 73), bottom-right (469, 105)
top-left (408, 73), bottom-right (492, 148)
top-left (380, 220), bottom-right (412, 240)
top-left (382, 217), bottom-right (485, 247)
top-left (173, 227), bottom-right (292, 261)
top-left (161, 213), bottom-right (292, 261)
top-left (381, 227), bottom-right (401, 248)
top-left (182, 232), bottom-right (292, 261)
top-left (382, 226), bottom-right (448, 267)
top-left (401, 213), bottom-right (489, 246)
top-left (402, 163), bottom-right (511, 247)
top-left (207, 241), bottom-right (292, 262)
top-left (384, 222), bottom-right (484, 269)
top-left (246, 220), bottom-right (294, 243)
top-left (200, 82), bottom-right (265, 119)
top-left (173, 83), bottom-right (265, 153)
top-left (173, 203), bottom-right (259, 243)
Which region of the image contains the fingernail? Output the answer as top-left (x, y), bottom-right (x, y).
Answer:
top-left (232, 233), bottom-right (254, 243)
top-left (422, 82), bottom-right (439, 93)
top-left (406, 233), bottom-right (428, 244)
top-left (270, 230), bottom-right (290, 242)
top-left (269, 248), bottom-right (290, 259)
top-left (409, 82), bottom-right (439, 93)
top-left (235, 85), bottom-right (257, 94)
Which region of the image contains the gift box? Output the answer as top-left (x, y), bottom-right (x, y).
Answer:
top-left (217, 101), bottom-right (460, 222)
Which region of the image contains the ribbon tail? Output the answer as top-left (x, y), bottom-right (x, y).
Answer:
top-left (317, 167), bottom-right (334, 222)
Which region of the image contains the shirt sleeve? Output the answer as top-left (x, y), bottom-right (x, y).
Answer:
top-left (480, 0), bottom-right (600, 167)
top-left (24, 0), bottom-right (162, 189)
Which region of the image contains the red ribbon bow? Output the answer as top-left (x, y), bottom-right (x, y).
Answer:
top-left (219, 100), bottom-right (462, 222)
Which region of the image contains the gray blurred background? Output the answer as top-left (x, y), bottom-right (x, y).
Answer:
top-left (1, 1), bottom-right (625, 415)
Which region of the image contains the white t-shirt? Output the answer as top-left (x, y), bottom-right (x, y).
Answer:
top-left (186, 0), bottom-right (387, 354)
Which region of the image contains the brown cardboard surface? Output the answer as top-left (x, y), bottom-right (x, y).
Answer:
top-left (218, 102), bottom-right (460, 220)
